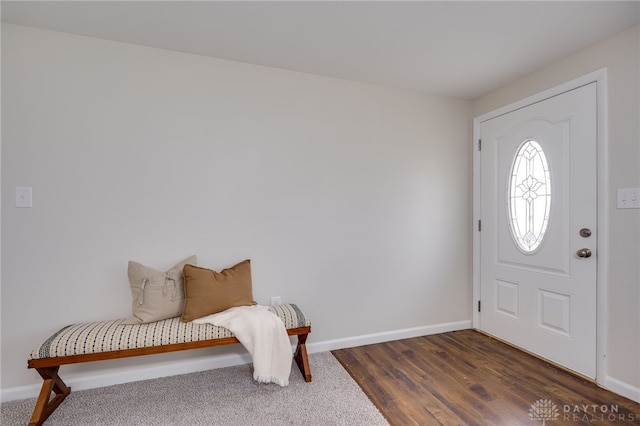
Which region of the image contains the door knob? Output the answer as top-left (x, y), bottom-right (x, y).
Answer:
top-left (576, 248), bottom-right (592, 258)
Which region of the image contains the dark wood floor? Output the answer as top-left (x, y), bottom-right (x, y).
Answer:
top-left (332, 330), bottom-right (640, 425)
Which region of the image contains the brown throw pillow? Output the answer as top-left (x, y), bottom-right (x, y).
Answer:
top-left (181, 260), bottom-right (255, 322)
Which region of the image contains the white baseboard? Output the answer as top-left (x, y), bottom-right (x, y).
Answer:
top-left (602, 375), bottom-right (640, 404)
top-left (307, 320), bottom-right (471, 353)
top-left (0, 320), bottom-right (466, 403)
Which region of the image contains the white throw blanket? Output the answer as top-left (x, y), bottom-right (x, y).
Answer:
top-left (193, 305), bottom-right (292, 386)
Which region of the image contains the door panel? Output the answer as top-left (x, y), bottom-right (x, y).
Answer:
top-left (479, 83), bottom-right (597, 379)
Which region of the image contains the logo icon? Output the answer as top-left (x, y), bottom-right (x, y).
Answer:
top-left (529, 399), bottom-right (560, 424)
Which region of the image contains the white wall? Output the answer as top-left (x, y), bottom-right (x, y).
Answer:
top-left (473, 25), bottom-right (640, 400)
top-left (1, 24), bottom-right (472, 397)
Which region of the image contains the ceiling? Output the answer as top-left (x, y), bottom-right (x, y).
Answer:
top-left (2, 1), bottom-right (639, 100)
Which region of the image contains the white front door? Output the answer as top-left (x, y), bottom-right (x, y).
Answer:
top-left (478, 83), bottom-right (597, 379)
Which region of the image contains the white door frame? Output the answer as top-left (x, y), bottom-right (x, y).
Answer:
top-left (472, 69), bottom-right (609, 384)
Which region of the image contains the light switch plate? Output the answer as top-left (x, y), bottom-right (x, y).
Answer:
top-left (15, 187), bottom-right (33, 208)
top-left (617, 188), bottom-right (640, 209)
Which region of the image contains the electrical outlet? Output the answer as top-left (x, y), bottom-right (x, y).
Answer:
top-left (617, 188), bottom-right (640, 209)
top-left (270, 296), bottom-right (282, 306)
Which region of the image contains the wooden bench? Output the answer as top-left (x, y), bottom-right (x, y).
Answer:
top-left (26, 303), bottom-right (311, 426)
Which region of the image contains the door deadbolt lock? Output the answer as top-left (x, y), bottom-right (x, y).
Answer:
top-left (576, 248), bottom-right (592, 258)
top-left (579, 228), bottom-right (592, 238)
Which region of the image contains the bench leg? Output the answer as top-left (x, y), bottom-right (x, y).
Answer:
top-left (293, 333), bottom-right (312, 382)
top-left (29, 367), bottom-right (71, 426)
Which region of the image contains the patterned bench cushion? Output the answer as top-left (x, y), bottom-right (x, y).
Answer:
top-left (30, 303), bottom-right (310, 360)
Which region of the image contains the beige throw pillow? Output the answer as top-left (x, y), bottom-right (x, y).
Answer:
top-left (123, 255), bottom-right (197, 324)
top-left (181, 260), bottom-right (255, 322)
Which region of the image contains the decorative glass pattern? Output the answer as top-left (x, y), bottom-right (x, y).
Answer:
top-left (507, 140), bottom-right (551, 253)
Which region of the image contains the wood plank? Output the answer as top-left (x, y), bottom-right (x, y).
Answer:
top-left (333, 330), bottom-right (640, 426)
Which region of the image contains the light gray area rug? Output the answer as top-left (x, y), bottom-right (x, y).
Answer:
top-left (1, 352), bottom-right (388, 426)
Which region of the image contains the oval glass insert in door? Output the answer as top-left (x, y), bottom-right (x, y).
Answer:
top-left (507, 139), bottom-right (551, 253)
